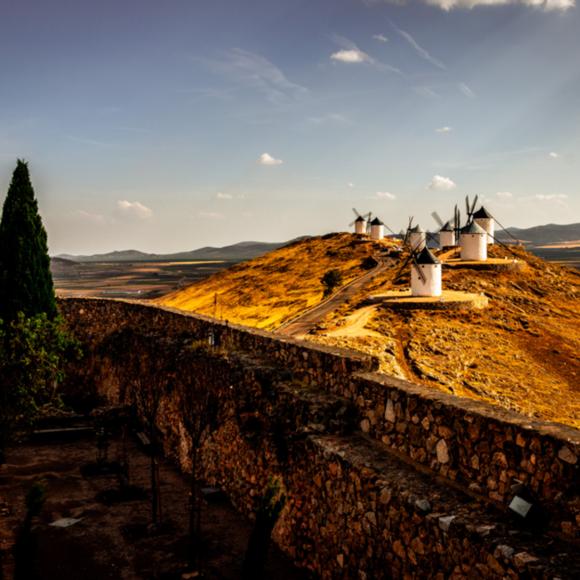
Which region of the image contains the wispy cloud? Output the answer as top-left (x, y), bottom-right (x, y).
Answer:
top-left (373, 33), bottom-right (389, 43)
top-left (194, 48), bottom-right (307, 104)
top-left (308, 112), bottom-right (352, 125)
top-left (199, 211), bottom-right (225, 220)
top-left (428, 175), bottom-right (457, 191)
top-left (330, 35), bottom-right (401, 73)
top-left (376, 191), bottom-right (397, 200)
top-left (216, 192), bottom-right (233, 199)
top-left (548, 151), bottom-right (560, 159)
top-left (535, 193), bottom-right (568, 200)
top-left (76, 210), bottom-right (108, 225)
top-left (458, 82), bottom-right (476, 98)
top-left (257, 152), bottom-right (283, 166)
top-left (117, 200), bottom-right (153, 219)
top-left (436, 126), bottom-right (452, 134)
top-left (415, 86), bottom-right (440, 99)
top-left (496, 191), bottom-right (513, 198)
top-left (392, 24), bottom-right (446, 70)
top-left (423, 0), bottom-right (574, 12)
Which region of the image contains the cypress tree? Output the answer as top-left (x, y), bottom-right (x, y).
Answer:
top-left (0, 160), bottom-right (56, 321)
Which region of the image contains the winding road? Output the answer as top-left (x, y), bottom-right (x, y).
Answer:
top-left (276, 257), bottom-right (393, 337)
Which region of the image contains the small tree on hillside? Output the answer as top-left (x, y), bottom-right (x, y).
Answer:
top-left (320, 269), bottom-right (343, 297)
top-left (0, 160), bottom-right (56, 321)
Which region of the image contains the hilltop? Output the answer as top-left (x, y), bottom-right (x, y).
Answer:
top-left (158, 233), bottom-right (399, 328)
top-left (159, 235), bottom-right (579, 429)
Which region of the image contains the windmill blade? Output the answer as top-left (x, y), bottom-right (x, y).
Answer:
top-left (364, 212), bottom-right (372, 221)
top-left (394, 249), bottom-right (415, 281)
top-left (431, 211), bottom-right (444, 228)
top-left (465, 196), bottom-right (470, 217)
top-left (408, 216), bottom-right (414, 230)
top-left (352, 207), bottom-right (362, 218)
top-left (471, 195), bottom-right (479, 214)
top-left (349, 220), bottom-right (356, 227)
top-left (411, 256), bottom-right (427, 284)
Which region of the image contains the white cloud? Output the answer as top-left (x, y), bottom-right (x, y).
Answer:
top-left (458, 82), bottom-right (476, 98)
top-left (348, 182), bottom-right (355, 188)
top-left (496, 191), bottom-right (513, 198)
top-left (436, 126), bottom-right (453, 134)
top-left (257, 152), bottom-right (283, 166)
top-left (216, 192), bottom-right (233, 199)
top-left (331, 49), bottom-right (371, 64)
top-left (423, 0), bottom-right (574, 11)
top-left (548, 151), bottom-right (559, 159)
top-left (535, 193), bottom-right (568, 200)
top-left (393, 25), bottom-right (446, 70)
top-left (428, 175), bottom-right (457, 191)
top-left (117, 200), bottom-right (153, 219)
top-left (376, 191), bottom-right (397, 200)
top-left (373, 34), bottom-right (389, 43)
top-left (199, 211), bottom-right (225, 220)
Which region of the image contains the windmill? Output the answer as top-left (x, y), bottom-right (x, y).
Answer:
top-left (394, 237), bottom-right (442, 297)
top-left (350, 208), bottom-right (371, 235)
top-left (472, 206), bottom-right (494, 244)
top-left (431, 205), bottom-right (460, 247)
top-left (406, 217), bottom-right (426, 252)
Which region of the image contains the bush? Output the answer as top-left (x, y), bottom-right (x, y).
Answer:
top-left (320, 269), bottom-right (343, 297)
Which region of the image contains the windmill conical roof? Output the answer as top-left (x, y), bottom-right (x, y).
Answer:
top-left (415, 247), bottom-right (440, 264)
top-left (473, 206), bottom-right (493, 219)
top-left (461, 221), bottom-right (486, 235)
top-left (370, 217), bottom-right (383, 225)
top-left (354, 215), bottom-right (366, 223)
top-left (409, 224), bottom-right (424, 233)
top-left (440, 221), bottom-right (453, 232)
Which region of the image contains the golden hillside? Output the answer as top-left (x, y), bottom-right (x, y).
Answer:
top-left (158, 233), bottom-right (398, 329)
top-left (309, 245), bottom-right (580, 429)
top-left (159, 235), bottom-right (579, 429)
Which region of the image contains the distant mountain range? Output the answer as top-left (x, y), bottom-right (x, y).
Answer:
top-left (56, 240), bottom-right (290, 263)
top-left (497, 223), bottom-right (580, 246)
top-left (55, 223), bottom-right (580, 263)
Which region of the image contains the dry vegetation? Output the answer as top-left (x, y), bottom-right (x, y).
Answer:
top-left (158, 233), bottom-right (397, 329)
top-left (159, 236), bottom-right (580, 429)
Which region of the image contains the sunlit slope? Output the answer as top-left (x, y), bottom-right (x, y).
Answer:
top-left (310, 245), bottom-right (580, 429)
top-left (158, 233), bottom-right (395, 329)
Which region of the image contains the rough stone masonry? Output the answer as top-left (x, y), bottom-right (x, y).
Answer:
top-left (59, 298), bottom-right (580, 579)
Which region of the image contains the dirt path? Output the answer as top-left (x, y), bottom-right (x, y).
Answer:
top-left (324, 305), bottom-right (383, 339)
top-left (276, 257), bottom-right (392, 337)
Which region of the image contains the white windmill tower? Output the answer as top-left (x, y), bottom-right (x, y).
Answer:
top-left (350, 208), bottom-right (370, 235)
top-left (460, 221), bottom-right (487, 261)
top-left (408, 222), bottom-right (426, 252)
top-left (473, 206), bottom-right (495, 245)
top-left (370, 217), bottom-right (385, 240)
top-left (432, 205), bottom-right (460, 248)
top-left (411, 247), bottom-right (442, 297)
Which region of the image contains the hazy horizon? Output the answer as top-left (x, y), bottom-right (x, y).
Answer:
top-left (1, 0), bottom-right (579, 255)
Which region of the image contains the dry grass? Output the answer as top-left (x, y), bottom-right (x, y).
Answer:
top-left (312, 245), bottom-right (580, 429)
top-left (158, 233), bottom-right (397, 329)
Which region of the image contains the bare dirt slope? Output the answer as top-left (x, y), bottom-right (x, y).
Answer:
top-left (158, 233), bottom-right (398, 329)
top-left (158, 236), bottom-right (579, 429)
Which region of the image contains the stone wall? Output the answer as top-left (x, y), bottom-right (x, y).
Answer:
top-left (58, 298), bottom-right (580, 577)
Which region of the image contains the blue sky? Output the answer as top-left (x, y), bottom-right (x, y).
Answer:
top-left (0, 0), bottom-right (578, 254)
